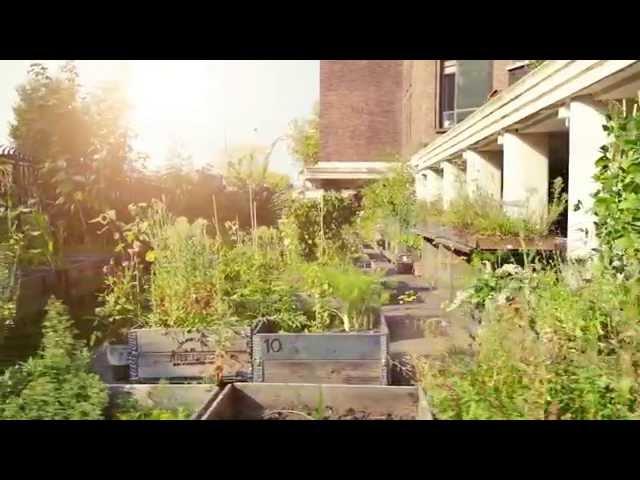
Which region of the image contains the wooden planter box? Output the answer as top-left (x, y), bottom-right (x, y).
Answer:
top-left (252, 317), bottom-right (389, 385)
top-left (128, 327), bottom-right (253, 384)
top-left (415, 222), bottom-right (564, 254)
top-left (197, 383), bottom-right (431, 420)
top-left (15, 256), bottom-right (110, 318)
top-left (64, 257), bottom-right (108, 297)
top-left (108, 384), bottom-right (220, 420)
top-left (15, 269), bottom-right (55, 318)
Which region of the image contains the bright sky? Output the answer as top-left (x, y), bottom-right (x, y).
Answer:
top-left (0, 60), bottom-right (319, 184)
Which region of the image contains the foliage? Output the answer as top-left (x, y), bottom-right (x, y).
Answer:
top-left (593, 99), bottom-right (640, 269)
top-left (417, 178), bottom-right (567, 238)
top-left (292, 262), bottom-right (384, 332)
top-left (93, 256), bottom-right (147, 344)
top-left (281, 192), bottom-right (359, 262)
top-left (10, 62), bottom-right (134, 245)
top-left (146, 214), bottom-right (231, 331)
top-left (421, 260), bottom-right (640, 419)
top-left (359, 161), bottom-right (420, 252)
top-left (112, 396), bottom-right (193, 420)
top-left (0, 297), bottom-right (108, 419)
top-left (288, 102), bottom-right (319, 167)
top-left (212, 236), bottom-right (308, 332)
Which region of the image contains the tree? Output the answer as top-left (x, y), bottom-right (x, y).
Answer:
top-left (288, 101), bottom-right (319, 167)
top-left (0, 297), bottom-right (108, 419)
top-left (9, 62), bottom-right (134, 245)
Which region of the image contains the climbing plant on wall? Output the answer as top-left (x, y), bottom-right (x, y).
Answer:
top-left (593, 99), bottom-right (640, 269)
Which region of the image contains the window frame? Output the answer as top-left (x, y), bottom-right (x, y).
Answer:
top-left (436, 60), bottom-right (494, 131)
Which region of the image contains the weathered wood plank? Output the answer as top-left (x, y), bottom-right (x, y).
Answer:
top-left (199, 383), bottom-right (424, 420)
top-left (132, 351), bottom-right (250, 382)
top-left (133, 328), bottom-right (250, 353)
top-left (129, 327), bottom-right (252, 382)
top-left (475, 235), bottom-right (563, 251)
top-left (254, 332), bottom-right (384, 361)
top-left (262, 360), bottom-right (382, 385)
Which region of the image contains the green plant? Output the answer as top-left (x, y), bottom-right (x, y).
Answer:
top-left (418, 179), bottom-right (567, 239)
top-left (297, 262), bottom-right (384, 332)
top-left (422, 260), bottom-right (640, 420)
top-left (288, 102), bottom-right (319, 167)
top-left (112, 396), bottom-right (193, 420)
top-left (359, 161), bottom-right (418, 253)
top-left (0, 297), bottom-right (109, 419)
top-left (281, 192), bottom-right (358, 262)
top-left (593, 99), bottom-right (640, 269)
top-left (93, 255), bottom-right (147, 344)
top-left (397, 290), bottom-right (418, 304)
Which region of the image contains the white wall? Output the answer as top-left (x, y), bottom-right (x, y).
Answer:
top-left (442, 161), bottom-right (465, 208)
top-left (464, 150), bottom-right (502, 200)
top-left (502, 132), bottom-right (549, 220)
top-left (567, 96), bottom-right (607, 258)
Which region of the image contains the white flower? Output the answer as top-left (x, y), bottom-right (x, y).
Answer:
top-left (496, 264), bottom-right (524, 277)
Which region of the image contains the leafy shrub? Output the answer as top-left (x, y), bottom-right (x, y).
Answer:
top-left (93, 256), bottom-right (147, 344)
top-left (0, 297), bottom-right (108, 419)
top-left (359, 162), bottom-right (420, 252)
top-left (421, 261), bottom-right (640, 419)
top-left (417, 178), bottom-right (567, 238)
top-left (293, 262), bottom-right (384, 332)
top-left (146, 216), bottom-right (227, 330)
top-left (112, 396), bottom-right (193, 420)
top-left (281, 192), bottom-right (358, 262)
top-left (593, 100), bottom-right (640, 268)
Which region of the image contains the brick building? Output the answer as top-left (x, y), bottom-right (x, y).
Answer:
top-left (303, 60), bottom-right (527, 194)
top-left (410, 60), bottom-right (640, 258)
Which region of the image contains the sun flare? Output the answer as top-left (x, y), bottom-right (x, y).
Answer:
top-left (125, 61), bottom-right (213, 167)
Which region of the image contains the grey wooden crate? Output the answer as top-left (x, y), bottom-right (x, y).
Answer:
top-left (252, 316), bottom-right (389, 385)
top-left (128, 327), bottom-right (253, 384)
top-left (197, 383), bottom-right (432, 420)
top-left (107, 384), bottom-right (220, 420)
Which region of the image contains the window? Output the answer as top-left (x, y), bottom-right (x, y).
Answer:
top-left (439, 61), bottom-right (456, 128)
top-left (439, 60), bottom-right (492, 129)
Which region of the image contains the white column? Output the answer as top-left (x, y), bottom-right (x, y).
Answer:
top-left (502, 132), bottom-right (549, 219)
top-left (442, 160), bottom-right (465, 208)
top-left (415, 171), bottom-right (429, 201)
top-left (464, 150), bottom-right (502, 200)
top-left (567, 96), bottom-right (607, 258)
top-left (424, 168), bottom-right (443, 203)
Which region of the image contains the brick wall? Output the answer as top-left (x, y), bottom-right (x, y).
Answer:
top-left (401, 60), bottom-right (516, 158)
top-left (320, 60), bottom-right (516, 163)
top-left (320, 61), bottom-right (403, 162)
top-left (401, 60), bottom-right (439, 158)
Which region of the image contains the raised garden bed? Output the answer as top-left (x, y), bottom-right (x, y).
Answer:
top-left (15, 254), bottom-right (110, 317)
top-left (252, 316), bottom-right (389, 385)
top-left (415, 222), bottom-right (565, 254)
top-left (128, 327), bottom-right (253, 383)
top-left (107, 383), bottom-right (220, 420)
top-left (196, 383), bottom-right (431, 420)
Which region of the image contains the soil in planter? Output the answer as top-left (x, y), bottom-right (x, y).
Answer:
top-left (262, 407), bottom-right (415, 420)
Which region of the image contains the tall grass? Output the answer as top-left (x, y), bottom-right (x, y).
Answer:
top-left (417, 177), bottom-right (567, 238)
top-left (420, 259), bottom-right (640, 419)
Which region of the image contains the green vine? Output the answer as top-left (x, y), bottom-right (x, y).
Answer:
top-left (593, 99), bottom-right (640, 270)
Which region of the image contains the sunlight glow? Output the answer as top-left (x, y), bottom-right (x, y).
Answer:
top-left (126, 61), bottom-right (215, 169)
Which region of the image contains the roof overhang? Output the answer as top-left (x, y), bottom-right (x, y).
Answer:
top-left (411, 60), bottom-right (640, 171)
top-left (303, 161), bottom-right (396, 180)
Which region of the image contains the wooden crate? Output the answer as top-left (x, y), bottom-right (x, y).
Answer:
top-left (15, 270), bottom-right (52, 317)
top-left (108, 384), bottom-right (220, 420)
top-left (252, 317), bottom-right (389, 385)
top-left (197, 383), bottom-right (432, 420)
top-left (128, 327), bottom-right (253, 383)
top-left (65, 260), bottom-right (106, 296)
